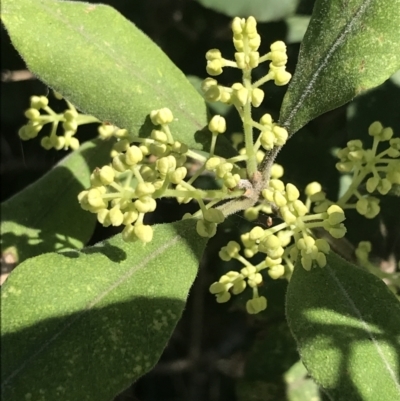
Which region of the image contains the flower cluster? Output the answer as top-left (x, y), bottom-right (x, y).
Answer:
top-left (18, 93), bottom-right (99, 151)
top-left (78, 110), bottom-right (246, 243)
top-left (201, 16), bottom-right (291, 176)
top-left (334, 121), bottom-right (400, 218)
top-left (210, 121), bottom-right (400, 314)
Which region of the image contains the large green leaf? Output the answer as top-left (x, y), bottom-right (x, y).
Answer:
top-left (197, 0), bottom-right (299, 22)
top-left (280, 0), bottom-right (400, 136)
top-left (286, 251), bottom-right (400, 400)
top-left (1, 219), bottom-right (206, 401)
top-left (1, 0), bottom-right (209, 150)
top-left (0, 138), bottom-right (113, 263)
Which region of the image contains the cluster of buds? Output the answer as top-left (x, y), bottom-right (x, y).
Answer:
top-left (201, 16), bottom-right (291, 176)
top-left (18, 93), bottom-right (99, 151)
top-left (78, 109), bottom-right (246, 243)
top-left (210, 171), bottom-right (348, 313)
top-left (335, 122), bottom-right (400, 218)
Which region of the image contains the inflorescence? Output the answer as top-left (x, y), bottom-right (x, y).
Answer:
top-left (18, 16), bottom-right (400, 314)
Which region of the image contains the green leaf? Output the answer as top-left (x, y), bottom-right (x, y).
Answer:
top-left (286, 251), bottom-right (400, 401)
top-left (196, 0), bottom-right (299, 22)
top-left (1, 219), bottom-right (207, 401)
top-left (0, 138), bottom-right (113, 264)
top-left (1, 0), bottom-right (209, 151)
top-left (280, 0), bottom-right (400, 135)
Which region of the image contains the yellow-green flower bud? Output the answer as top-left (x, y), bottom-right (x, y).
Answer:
top-left (232, 17), bottom-right (244, 34)
top-left (301, 256), bottom-right (313, 271)
top-left (273, 126), bottom-right (288, 145)
top-left (208, 115), bottom-right (226, 134)
top-left (196, 220), bottom-right (217, 238)
top-left (329, 225), bottom-right (347, 238)
top-left (248, 273), bottom-right (263, 287)
top-left (24, 108), bottom-right (40, 120)
top-left (98, 124), bottom-right (115, 139)
top-left (87, 188), bottom-right (107, 209)
top-left (123, 207), bottom-right (139, 225)
top-left (206, 48), bottom-right (222, 61)
top-left (377, 178), bottom-right (392, 195)
top-left (136, 182), bottom-right (156, 197)
top-left (151, 129), bottom-right (168, 143)
top-left (270, 41), bottom-right (286, 52)
top-left (260, 130), bottom-right (275, 150)
top-left (206, 59), bottom-right (223, 76)
top-left (134, 224), bottom-right (153, 243)
top-left (285, 183), bottom-right (300, 202)
top-left (201, 77), bottom-right (218, 92)
top-left (293, 200), bottom-right (308, 216)
top-left (305, 182), bottom-right (322, 197)
top-left (64, 109), bottom-right (78, 121)
top-left (203, 208), bottom-right (225, 224)
top-left (51, 135), bottom-right (65, 150)
top-left (99, 165), bottom-right (115, 185)
top-left (274, 69), bottom-right (292, 86)
top-left (235, 87), bottom-right (249, 106)
top-left (205, 157), bottom-right (221, 171)
top-left (234, 52), bottom-right (246, 69)
top-left (97, 209), bottom-right (110, 226)
top-left (125, 145), bottom-right (143, 166)
top-left (270, 163), bottom-right (284, 178)
top-left (316, 239), bottom-right (330, 254)
top-left (249, 51), bottom-right (260, 68)
top-left (224, 173), bottom-right (240, 189)
top-left (150, 108), bottom-right (174, 125)
top-left (216, 162), bottom-right (233, 178)
top-left (248, 34), bottom-right (261, 51)
top-left (40, 136), bottom-right (52, 150)
top-left (244, 207), bottom-right (259, 221)
top-left (249, 226), bottom-right (264, 241)
top-left (368, 121), bottom-right (383, 136)
top-left (251, 88), bottom-right (264, 107)
top-left (327, 205), bottom-right (346, 225)
top-left (209, 282), bottom-right (226, 294)
top-left (268, 264), bottom-right (285, 279)
top-left (316, 252), bottom-right (327, 267)
top-left (216, 292), bottom-right (231, 303)
top-left (63, 120), bottom-right (78, 132)
top-left (281, 207), bottom-right (297, 224)
top-left (274, 191), bottom-right (287, 207)
top-left (134, 196), bottom-right (157, 213)
top-left (260, 113), bottom-right (273, 126)
top-left (109, 207), bottom-right (124, 226)
top-left (246, 296), bottom-right (267, 314)
top-left (232, 280), bottom-right (246, 295)
top-left (68, 137), bottom-right (80, 150)
top-left (169, 166), bottom-right (187, 184)
top-left (30, 95), bottom-right (48, 109)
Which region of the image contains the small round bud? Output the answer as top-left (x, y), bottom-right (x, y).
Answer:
top-left (99, 165), bottom-right (115, 185)
top-left (268, 264), bottom-right (285, 280)
top-left (109, 207), bottom-right (124, 226)
top-left (327, 205), bottom-right (346, 225)
top-left (136, 182), bottom-right (155, 197)
top-left (196, 220), bottom-right (217, 238)
top-left (24, 108), bottom-right (41, 120)
top-left (134, 196), bottom-right (157, 213)
top-left (246, 296), bottom-right (267, 314)
top-left (150, 108), bottom-right (173, 125)
top-left (203, 208), bottom-right (225, 224)
top-left (151, 129), bottom-right (168, 143)
top-left (285, 183), bottom-right (299, 202)
top-left (206, 59), bottom-right (223, 76)
top-left (251, 88), bottom-right (264, 107)
top-left (270, 163), bottom-right (284, 178)
top-left (206, 49), bottom-right (222, 61)
top-left (305, 182), bottom-right (322, 197)
top-left (134, 224), bottom-right (153, 243)
top-left (125, 145), bottom-right (143, 166)
top-left (208, 115), bottom-right (226, 134)
top-left (368, 121), bottom-right (383, 136)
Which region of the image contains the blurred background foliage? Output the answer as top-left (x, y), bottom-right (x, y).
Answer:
top-left (1, 0), bottom-right (399, 400)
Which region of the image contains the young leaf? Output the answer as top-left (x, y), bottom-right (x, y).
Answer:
top-left (1, 219), bottom-right (207, 401)
top-left (1, 0), bottom-right (209, 151)
top-left (0, 138), bottom-right (113, 264)
top-left (280, 0), bottom-right (400, 136)
top-left (286, 251), bottom-right (400, 401)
